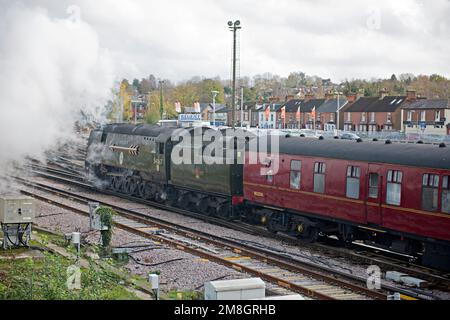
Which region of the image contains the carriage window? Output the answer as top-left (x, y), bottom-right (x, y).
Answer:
top-left (290, 160), bottom-right (302, 189)
top-left (346, 166), bottom-right (360, 199)
top-left (314, 162), bottom-right (326, 194)
top-left (422, 174), bottom-right (439, 211)
top-left (386, 170), bottom-right (402, 206)
top-left (158, 143), bottom-right (164, 155)
top-left (442, 176), bottom-right (450, 214)
top-left (369, 173), bottom-right (379, 198)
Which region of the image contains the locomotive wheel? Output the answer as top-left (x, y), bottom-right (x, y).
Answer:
top-left (124, 178), bottom-right (137, 196)
top-left (105, 176), bottom-right (114, 190)
top-left (142, 183), bottom-right (154, 200)
top-left (166, 189), bottom-right (178, 207)
top-left (137, 182), bottom-right (146, 199)
top-left (111, 176), bottom-right (122, 192)
top-left (119, 178), bottom-right (129, 194)
top-left (195, 197), bottom-right (209, 214)
top-left (176, 193), bottom-right (189, 208)
top-left (216, 204), bottom-right (231, 220)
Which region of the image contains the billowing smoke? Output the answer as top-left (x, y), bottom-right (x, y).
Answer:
top-left (0, 3), bottom-right (114, 175)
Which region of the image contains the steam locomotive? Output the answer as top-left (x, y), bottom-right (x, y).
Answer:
top-left (85, 123), bottom-right (450, 271)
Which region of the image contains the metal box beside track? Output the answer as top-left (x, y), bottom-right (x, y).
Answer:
top-left (0, 195), bottom-right (35, 224)
top-left (204, 278), bottom-right (265, 300)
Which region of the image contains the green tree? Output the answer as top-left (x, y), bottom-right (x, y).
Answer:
top-left (139, 78), bottom-right (152, 94)
top-left (145, 93), bottom-right (161, 124)
top-left (198, 79), bottom-right (225, 103)
top-left (132, 78), bottom-right (140, 89)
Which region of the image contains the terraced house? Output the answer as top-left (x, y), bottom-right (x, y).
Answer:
top-left (299, 96), bottom-right (326, 130)
top-left (342, 90), bottom-right (412, 132)
top-left (280, 99), bottom-right (303, 129)
top-left (257, 103), bottom-right (283, 128)
top-left (401, 95), bottom-right (450, 135)
top-left (278, 93), bottom-right (353, 130)
top-left (315, 93), bottom-right (348, 131)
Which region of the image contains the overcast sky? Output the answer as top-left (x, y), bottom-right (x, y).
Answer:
top-left (3, 0), bottom-right (450, 83)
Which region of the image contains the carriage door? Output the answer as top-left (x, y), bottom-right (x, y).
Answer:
top-left (366, 164), bottom-right (383, 226)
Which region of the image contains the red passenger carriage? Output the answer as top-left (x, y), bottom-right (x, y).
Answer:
top-left (243, 137), bottom-right (450, 270)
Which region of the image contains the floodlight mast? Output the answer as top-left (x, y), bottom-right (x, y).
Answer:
top-left (228, 20), bottom-right (241, 129)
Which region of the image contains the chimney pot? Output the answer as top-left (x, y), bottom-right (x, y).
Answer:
top-left (346, 92), bottom-right (357, 103)
top-left (379, 89), bottom-right (389, 99)
top-left (304, 93), bottom-right (315, 102)
top-left (324, 92), bottom-right (335, 100)
top-left (285, 95), bottom-right (295, 102)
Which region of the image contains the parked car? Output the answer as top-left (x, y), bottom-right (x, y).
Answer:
top-left (339, 132), bottom-right (361, 140)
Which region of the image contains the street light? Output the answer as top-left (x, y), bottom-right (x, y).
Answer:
top-left (334, 90), bottom-right (344, 136)
top-left (159, 80), bottom-right (165, 120)
top-left (211, 90), bottom-right (219, 126)
top-left (228, 20), bottom-right (242, 129)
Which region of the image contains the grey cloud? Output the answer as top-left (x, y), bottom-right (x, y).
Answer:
top-left (4, 0), bottom-right (450, 82)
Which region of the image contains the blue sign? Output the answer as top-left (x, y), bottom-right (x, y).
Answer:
top-left (210, 121), bottom-right (225, 126)
top-left (179, 114), bottom-right (202, 122)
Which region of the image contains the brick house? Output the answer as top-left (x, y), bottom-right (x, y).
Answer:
top-left (401, 96), bottom-right (450, 135)
top-left (257, 103), bottom-right (283, 129)
top-left (316, 93), bottom-right (348, 131)
top-left (280, 99), bottom-right (303, 129)
top-left (201, 104), bottom-right (228, 125)
top-left (249, 103), bottom-right (265, 127)
top-left (299, 97), bottom-right (326, 130)
top-left (342, 90), bottom-right (409, 132)
top-left (130, 95), bottom-right (148, 121)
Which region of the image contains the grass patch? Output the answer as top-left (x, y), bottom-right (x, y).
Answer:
top-left (0, 252), bottom-right (139, 300)
top-left (0, 231), bottom-right (140, 300)
top-left (164, 290), bottom-right (203, 300)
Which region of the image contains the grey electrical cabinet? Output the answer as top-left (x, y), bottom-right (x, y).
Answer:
top-left (204, 278), bottom-right (266, 300)
top-left (0, 195), bottom-right (35, 224)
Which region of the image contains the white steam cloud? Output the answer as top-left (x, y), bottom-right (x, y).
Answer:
top-left (0, 3), bottom-right (114, 170)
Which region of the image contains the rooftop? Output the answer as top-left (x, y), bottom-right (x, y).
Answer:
top-left (402, 99), bottom-right (449, 110)
top-left (318, 98), bottom-right (348, 113)
top-left (344, 96), bottom-right (407, 112)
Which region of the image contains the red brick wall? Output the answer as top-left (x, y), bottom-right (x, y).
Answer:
top-left (403, 109), bottom-right (442, 122)
top-left (344, 111), bottom-right (401, 131)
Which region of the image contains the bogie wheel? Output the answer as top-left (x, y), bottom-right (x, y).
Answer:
top-left (297, 226), bottom-right (319, 243)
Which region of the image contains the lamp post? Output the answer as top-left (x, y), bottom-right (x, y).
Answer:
top-left (240, 87), bottom-right (244, 128)
top-left (334, 90), bottom-right (343, 136)
top-left (211, 90), bottom-right (219, 126)
top-left (228, 20), bottom-right (241, 129)
top-left (159, 80), bottom-right (165, 120)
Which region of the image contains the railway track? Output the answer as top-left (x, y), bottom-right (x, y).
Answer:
top-left (26, 165), bottom-right (450, 294)
top-left (14, 175), bottom-right (391, 300)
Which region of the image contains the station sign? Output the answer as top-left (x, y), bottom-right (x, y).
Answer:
top-left (179, 114), bottom-right (202, 122)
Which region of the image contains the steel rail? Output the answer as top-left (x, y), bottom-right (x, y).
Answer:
top-left (16, 178), bottom-right (388, 300)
